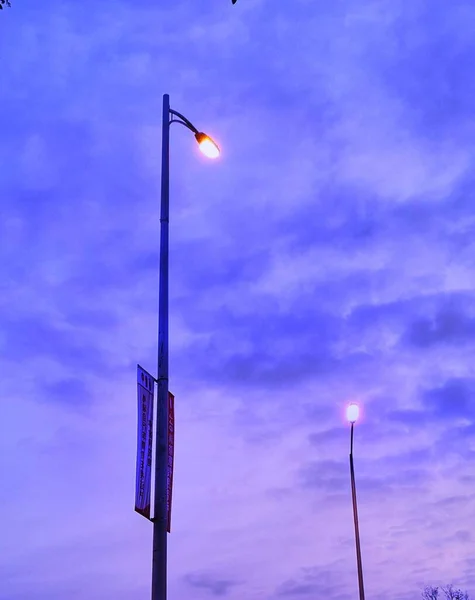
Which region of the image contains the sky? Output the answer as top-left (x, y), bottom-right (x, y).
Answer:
top-left (1, 0), bottom-right (475, 599)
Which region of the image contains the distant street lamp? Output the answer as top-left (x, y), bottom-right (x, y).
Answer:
top-left (152, 94), bottom-right (220, 600)
top-left (347, 403), bottom-right (365, 600)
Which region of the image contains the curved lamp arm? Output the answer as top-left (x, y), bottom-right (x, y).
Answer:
top-left (168, 105), bottom-right (220, 159)
top-left (169, 108), bottom-right (199, 134)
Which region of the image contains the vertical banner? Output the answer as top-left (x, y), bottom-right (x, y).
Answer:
top-left (135, 365), bottom-right (155, 520)
top-left (167, 392), bottom-right (175, 533)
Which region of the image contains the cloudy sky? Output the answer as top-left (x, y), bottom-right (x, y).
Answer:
top-left (1, 1), bottom-right (475, 599)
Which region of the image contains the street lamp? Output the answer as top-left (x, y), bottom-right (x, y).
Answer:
top-left (347, 403), bottom-right (365, 600)
top-left (152, 94), bottom-right (220, 600)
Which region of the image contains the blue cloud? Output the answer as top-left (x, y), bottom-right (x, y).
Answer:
top-left (406, 307), bottom-right (475, 348)
top-left (375, 1), bottom-right (475, 138)
top-left (275, 565), bottom-right (349, 600)
top-left (422, 378), bottom-right (475, 419)
top-left (183, 573), bottom-right (240, 597)
top-left (1, 314), bottom-right (110, 373)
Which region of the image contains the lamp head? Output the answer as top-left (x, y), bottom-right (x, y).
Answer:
top-left (346, 403), bottom-right (360, 424)
top-left (195, 132), bottom-right (220, 159)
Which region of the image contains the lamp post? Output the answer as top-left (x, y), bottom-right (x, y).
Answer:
top-left (152, 93), bottom-right (220, 600)
top-left (346, 403), bottom-right (365, 600)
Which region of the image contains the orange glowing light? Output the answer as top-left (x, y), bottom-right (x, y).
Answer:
top-left (195, 132), bottom-right (220, 159)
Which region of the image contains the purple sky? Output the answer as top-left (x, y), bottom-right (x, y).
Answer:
top-left (1, 1), bottom-right (475, 599)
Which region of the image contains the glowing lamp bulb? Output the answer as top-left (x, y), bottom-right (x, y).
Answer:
top-left (195, 132), bottom-right (220, 159)
top-left (346, 403), bottom-right (360, 424)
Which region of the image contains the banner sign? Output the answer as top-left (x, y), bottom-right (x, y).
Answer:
top-left (135, 365), bottom-right (155, 520)
top-left (167, 392), bottom-right (175, 533)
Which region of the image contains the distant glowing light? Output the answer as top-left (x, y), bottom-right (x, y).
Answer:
top-left (346, 403), bottom-right (360, 423)
top-left (195, 132), bottom-right (220, 159)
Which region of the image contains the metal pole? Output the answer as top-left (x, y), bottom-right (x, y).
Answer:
top-left (350, 422), bottom-right (365, 600)
top-left (152, 93), bottom-right (170, 600)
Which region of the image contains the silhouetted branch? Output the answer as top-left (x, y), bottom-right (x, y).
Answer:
top-left (423, 585), bottom-right (469, 600)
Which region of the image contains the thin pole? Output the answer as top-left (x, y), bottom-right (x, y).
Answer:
top-left (349, 422), bottom-right (365, 600)
top-left (152, 93), bottom-right (170, 600)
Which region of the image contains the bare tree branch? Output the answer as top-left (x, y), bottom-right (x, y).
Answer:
top-left (443, 585), bottom-right (469, 600)
top-left (423, 586), bottom-right (440, 600)
top-left (423, 585), bottom-right (469, 600)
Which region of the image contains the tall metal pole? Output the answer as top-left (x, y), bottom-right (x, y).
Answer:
top-left (350, 422), bottom-right (365, 600)
top-left (152, 93), bottom-right (170, 600)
